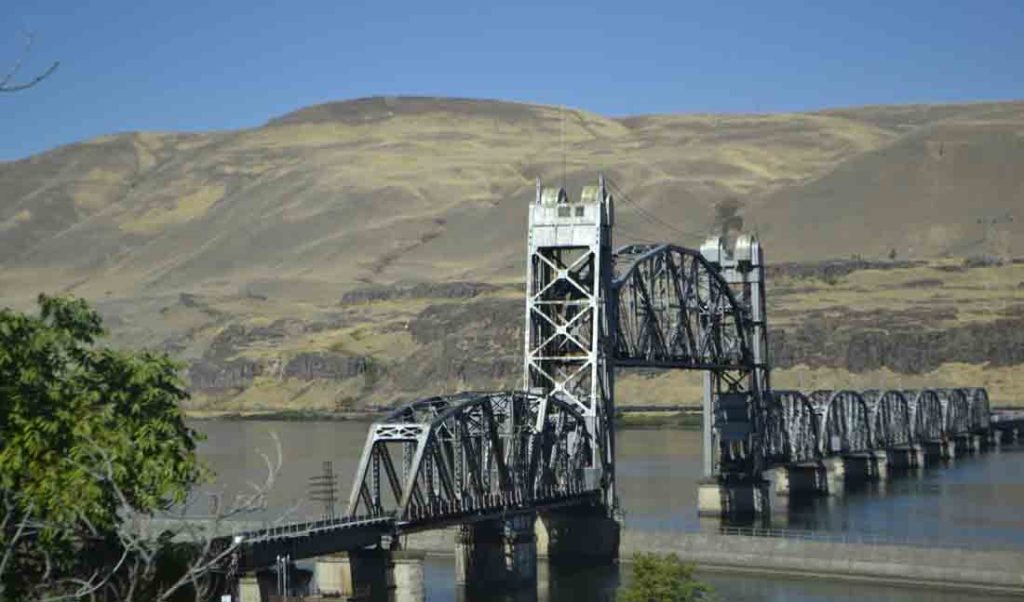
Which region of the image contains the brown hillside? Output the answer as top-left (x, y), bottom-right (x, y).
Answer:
top-left (1, 96), bottom-right (1021, 410)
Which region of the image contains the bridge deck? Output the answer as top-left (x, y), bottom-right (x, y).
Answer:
top-left (230, 490), bottom-right (601, 570)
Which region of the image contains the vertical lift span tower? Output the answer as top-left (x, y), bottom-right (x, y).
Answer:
top-left (697, 233), bottom-right (771, 515)
top-left (526, 176), bottom-right (773, 522)
top-left (524, 178), bottom-right (621, 561)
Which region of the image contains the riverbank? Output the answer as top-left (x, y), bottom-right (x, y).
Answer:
top-left (401, 528), bottom-right (1024, 597)
top-left (186, 409), bottom-right (380, 422)
top-left (624, 531), bottom-right (1024, 596)
top-left (186, 407), bottom-right (703, 428)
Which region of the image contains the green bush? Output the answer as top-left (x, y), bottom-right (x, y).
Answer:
top-left (620, 552), bottom-right (714, 602)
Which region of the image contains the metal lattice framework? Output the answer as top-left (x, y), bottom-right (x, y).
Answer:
top-left (765, 390), bottom-right (820, 464)
top-left (864, 390), bottom-right (913, 449)
top-left (338, 178), bottom-right (996, 532)
top-left (346, 391), bottom-right (598, 526)
top-left (938, 388), bottom-right (970, 437)
top-left (612, 244), bottom-right (751, 371)
top-left (814, 390), bottom-right (872, 454)
top-left (764, 387), bottom-right (991, 464)
top-left (909, 389), bottom-right (945, 442)
top-left (613, 238), bottom-right (769, 481)
top-left (964, 387), bottom-right (992, 432)
top-left (523, 182), bottom-right (617, 509)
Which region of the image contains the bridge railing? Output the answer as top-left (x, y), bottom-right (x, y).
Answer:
top-left (236, 513), bottom-right (394, 542)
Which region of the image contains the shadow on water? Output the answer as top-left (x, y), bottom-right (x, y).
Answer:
top-left (425, 559), bottom-right (621, 602)
top-left (424, 555), bottom-right (1014, 602)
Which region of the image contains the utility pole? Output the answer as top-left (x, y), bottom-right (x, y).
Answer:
top-left (309, 460), bottom-right (338, 520)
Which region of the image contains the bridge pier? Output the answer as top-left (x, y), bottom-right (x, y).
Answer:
top-left (391, 552), bottom-right (426, 602)
top-left (312, 549), bottom-right (424, 602)
top-left (764, 463), bottom-right (829, 508)
top-left (697, 479), bottom-right (769, 517)
top-left (536, 507), bottom-right (620, 565)
top-left (921, 439), bottom-right (955, 464)
top-left (952, 434), bottom-right (977, 456)
top-left (455, 515), bottom-right (537, 592)
top-left (887, 446), bottom-right (923, 470)
top-left (237, 575), bottom-right (262, 602)
top-left (999, 427), bottom-right (1019, 445)
top-left (841, 452), bottom-right (887, 483)
top-left (822, 457), bottom-right (845, 495)
top-left (871, 451), bottom-right (888, 480)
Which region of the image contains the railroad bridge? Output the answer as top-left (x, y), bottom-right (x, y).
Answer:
top-left (224, 177), bottom-right (1012, 601)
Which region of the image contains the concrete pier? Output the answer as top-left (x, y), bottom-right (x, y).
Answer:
top-left (921, 439), bottom-right (956, 463)
top-left (311, 549), bottom-right (424, 602)
top-left (887, 449), bottom-right (911, 470)
top-left (841, 452), bottom-right (887, 483)
top-left (314, 550), bottom-right (390, 601)
top-left (697, 479), bottom-right (769, 516)
top-left (237, 575), bottom-right (262, 602)
top-left (872, 451), bottom-right (888, 480)
top-left (536, 507), bottom-right (620, 565)
top-left (765, 463), bottom-right (831, 514)
top-left (455, 515), bottom-right (536, 591)
top-left (953, 434), bottom-right (981, 456)
top-left (822, 457), bottom-right (845, 495)
top-left (391, 551), bottom-right (426, 602)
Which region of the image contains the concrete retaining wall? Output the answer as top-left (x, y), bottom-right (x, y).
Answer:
top-left (620, 531), bottom-right (1024, 594)
top-left (402, 528), bottom-right (1024, 594)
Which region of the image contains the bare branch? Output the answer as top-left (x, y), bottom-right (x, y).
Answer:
top-left (4, 431), bottom-right (290, 602)
top-left (1, 30), bottom-right (59, 93)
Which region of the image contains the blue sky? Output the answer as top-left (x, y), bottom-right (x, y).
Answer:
top-left (1, 0), bottom-right (1022, 161)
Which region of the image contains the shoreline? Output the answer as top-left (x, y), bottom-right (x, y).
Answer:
top-left (185, 407), bottom-right (703, 429)
top-left (401, 528), bottom-right (1024, 597)
top-left (185, 404), bottom-right (1022, 425)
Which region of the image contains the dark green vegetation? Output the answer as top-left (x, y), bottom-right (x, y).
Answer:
top-left (620, 552), bottom-right (713, 602)
top-left (1, 97), bottom-right (1022, 412)
top-left (0, 295), bottom-right (204, 600)
top-left (616, 411), bottom-right (703, 429)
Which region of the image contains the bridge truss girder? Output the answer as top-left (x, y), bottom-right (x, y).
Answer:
top-left (346, 391), bottom-right (598, 527)
top-left (613, 239), bottom-right (768, 480)
top-left (763, 388), bottom-right (993, 464)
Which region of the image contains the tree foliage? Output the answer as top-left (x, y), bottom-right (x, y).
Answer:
top-left (0, 295), bottom-right (204, 599)
top-left (620, 552), bottom-right (713, 602)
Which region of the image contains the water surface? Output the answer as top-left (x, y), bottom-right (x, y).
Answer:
top-left (192, 420), bottom-right (1024, 600)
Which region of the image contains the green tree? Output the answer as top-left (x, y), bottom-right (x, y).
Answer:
top-left (0, 295), bottom-right (204, 600)
top-left (620, 552), bottom-right (713, 602)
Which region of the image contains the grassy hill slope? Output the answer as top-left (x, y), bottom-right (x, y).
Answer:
top-left (2, 96), bottom-right (1021, 410)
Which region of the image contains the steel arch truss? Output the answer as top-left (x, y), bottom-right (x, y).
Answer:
top-left (937, 389), bottom-right (971, 437)
top-left (907, 390), bottom-right (944, 442)
top-left (612, 244), bottom-right (751, 370)
top-left (814, 390), bottom-right (872, 455)
top-left (864, 390), bottom-right (913, 449)
top-left (964, 388), bottom-right (991, 432)
top-left (766, 390), bottom-right (821, 464)
top-left (346, 391), bottom-right (597, 526)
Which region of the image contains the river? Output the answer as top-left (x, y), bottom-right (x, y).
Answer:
top-left (192, 420), bottom-right (1024, 601)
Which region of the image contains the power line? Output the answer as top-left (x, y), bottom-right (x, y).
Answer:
top-left (614, 226), bottom-right (664, 245)
top-left (604, 177), bottom-right (708, 242)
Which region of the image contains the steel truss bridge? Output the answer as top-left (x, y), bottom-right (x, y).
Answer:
top-left (766, 388), bottom-right (991, 464)
top-left (228, 177), bottom-right (993, 571)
